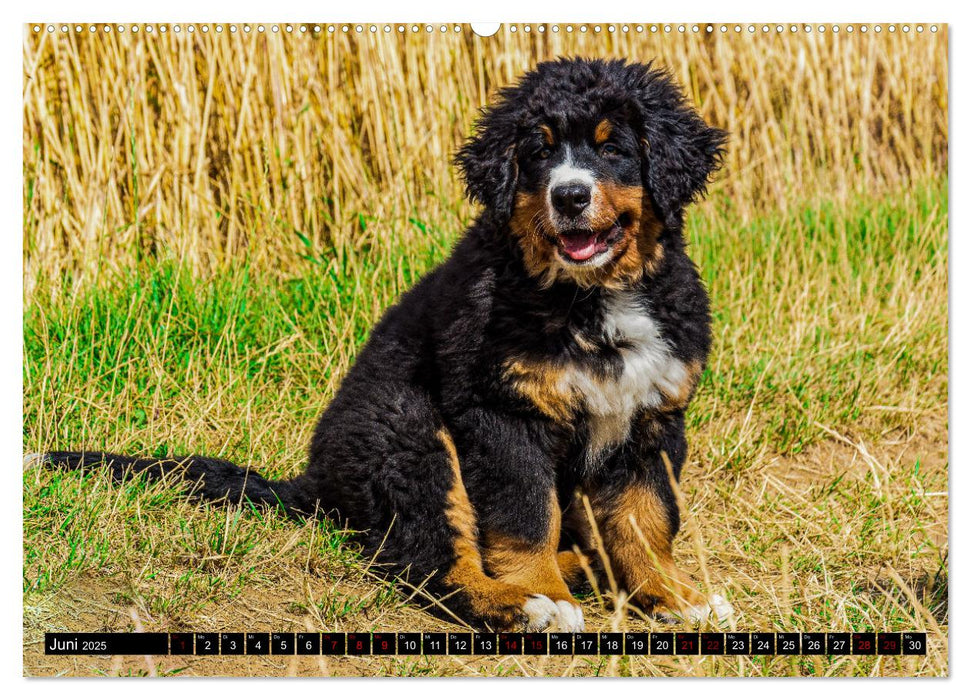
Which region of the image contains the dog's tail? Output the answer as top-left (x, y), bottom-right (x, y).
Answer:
top-left (24, 451), bottom-right (317, 519)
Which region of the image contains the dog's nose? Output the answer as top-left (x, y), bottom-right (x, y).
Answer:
top-left (551, 183), bottom-right (591, 217)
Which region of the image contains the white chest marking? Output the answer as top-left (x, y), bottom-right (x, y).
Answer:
top-left (558, 292), bottom-right (689, 457)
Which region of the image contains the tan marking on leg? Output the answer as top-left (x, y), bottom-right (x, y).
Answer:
top-left (594, 119), bottom-right (613, 145)
top-left (502, 359), bottom-right (577, 422)
top-left (591, 483), bottom-right (703, 615)
top-left (556, 550), bottom-right (590, 589)
top-left (439, 429), bottom-right (478, 565)
top-left (437, 429), bottom-right (546, 630)
top-left (483, 491), bottom-right (576, 605)
top-left (485, 534), bottom-right (575, 603)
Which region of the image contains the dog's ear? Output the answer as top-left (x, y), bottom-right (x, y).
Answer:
top-left (455, 101), bottom-right (520, 223)
top-left (633, 68), bottom-right (727, 228)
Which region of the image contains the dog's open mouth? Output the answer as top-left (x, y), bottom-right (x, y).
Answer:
top-left (556, 215), bottom-right (630, 264)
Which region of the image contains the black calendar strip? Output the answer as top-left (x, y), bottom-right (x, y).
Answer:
top-left (44, 631), bottom-right (927, 656)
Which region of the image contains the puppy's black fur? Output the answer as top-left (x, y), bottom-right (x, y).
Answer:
top-left (41, 58), bottom-right (726, 631)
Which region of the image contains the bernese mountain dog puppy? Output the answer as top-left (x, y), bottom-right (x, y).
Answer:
top-left (34, 58), bottom-right (733, 632)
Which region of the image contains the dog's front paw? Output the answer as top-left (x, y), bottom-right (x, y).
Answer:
top-left (684, 594), bottom-right (734, 624)
top-left (553, 599), bottom-right (585, 632)
top-left (521, 595), bottom-right (585, 632)
top-left (521, 594), bottom-right (560, 631)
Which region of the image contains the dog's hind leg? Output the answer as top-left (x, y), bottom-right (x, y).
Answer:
top-left (478, 490), bottom-right (585, 633)
top-left (435, 409), bottom-right (585, 632)
top-left (308, 386), bottom-right (568, 632)
top-left (432, 430), bottom-right (568, 631)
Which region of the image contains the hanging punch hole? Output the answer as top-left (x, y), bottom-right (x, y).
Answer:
top-left (470, 23), bottom-right (501, 37)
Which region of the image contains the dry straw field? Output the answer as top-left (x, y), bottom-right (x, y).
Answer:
top-left (23, 24), bottom-right (948, 677)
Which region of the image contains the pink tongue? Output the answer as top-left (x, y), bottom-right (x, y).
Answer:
top-left (560, 232), bottom-right (600, 261)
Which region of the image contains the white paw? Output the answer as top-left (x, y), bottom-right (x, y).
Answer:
top-left (709, 594), bottom-right (734, 621)
top-left (553, 599), bottom-right (585, 632)
top-left (685, 594), bottom-right (734, 624)
top-left (522, 594), bottom-right (560, 631)
top-left (23, 453), bottom-right (47, 471)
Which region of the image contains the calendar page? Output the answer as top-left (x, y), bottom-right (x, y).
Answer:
top-left (22, 20), bottom-right (948, 678)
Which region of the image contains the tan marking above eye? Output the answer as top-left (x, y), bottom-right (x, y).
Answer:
top-left (594, 119), bottom-right (613, 145)
top-left (539, 124), bottom-right (555, 145)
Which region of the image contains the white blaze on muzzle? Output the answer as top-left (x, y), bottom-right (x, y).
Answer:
top-left (546, 146), bottom-right (598, 214)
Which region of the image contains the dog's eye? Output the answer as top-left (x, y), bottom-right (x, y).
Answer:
top-left (602, 143), bottom-right (621, 156)
top-left (537, 147), bottom-right (552, 160)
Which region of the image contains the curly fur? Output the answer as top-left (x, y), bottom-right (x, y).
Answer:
top-left (38, 58), bottom-right (728, 631)
top-left (457, 58), bottom-right (726, 228)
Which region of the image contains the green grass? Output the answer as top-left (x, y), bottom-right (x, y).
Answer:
top-left (24, 178), bottom-right (947, 464)
top-left (22, 178), bottom-right (948, 677)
